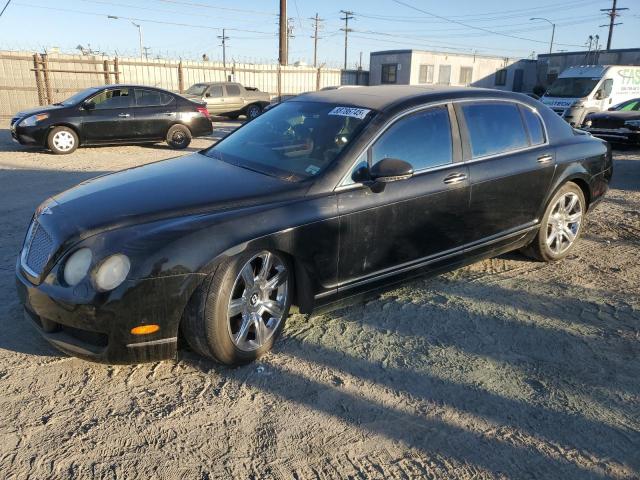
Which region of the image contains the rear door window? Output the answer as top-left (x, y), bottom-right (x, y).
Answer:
top-left (225, 84), bottom-right (241, 96)
top-left (462, 102), bottom-right (529, 158)
top-left (135, 89), bottom-right (174, 107)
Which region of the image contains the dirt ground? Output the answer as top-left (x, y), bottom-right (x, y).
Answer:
top-left (0, 121), bottom-right (638, 480)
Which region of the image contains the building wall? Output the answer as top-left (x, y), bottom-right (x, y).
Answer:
top-left (368, 50), bottom-right (537, 93)
top-left (537, 48), bottom-right (640, 88)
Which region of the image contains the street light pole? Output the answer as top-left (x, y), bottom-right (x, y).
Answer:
top-left (530, 17), bottom-right (555, 54)
top-left (131, 22), bottom-right (143, 59)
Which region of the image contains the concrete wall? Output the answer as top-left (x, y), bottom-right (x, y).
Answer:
top-left (368, 50), bottom-right (537, 93)
top-left (537, 48), bottom-right (640, 88)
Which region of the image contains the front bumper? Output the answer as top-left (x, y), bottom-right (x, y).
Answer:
top-left (10, 122), bottom-right (48, 146)
top-left (15, 263), bottom-right (194, 364)
top-left (582, 127), bottom-right (640, 145)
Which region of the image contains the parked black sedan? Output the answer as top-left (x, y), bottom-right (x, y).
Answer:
top-left (581, 98), bottom-right (640, 145)
top-left (16, 86), bottom-right (612, 365)
top-left (10, 85), bottom-right (213, 154)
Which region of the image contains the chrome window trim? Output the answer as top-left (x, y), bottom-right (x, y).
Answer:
top-left (335, 97), bottom-right (550, 191)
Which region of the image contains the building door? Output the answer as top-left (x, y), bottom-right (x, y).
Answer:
top-left (513, 69), bottom-right (524, 92)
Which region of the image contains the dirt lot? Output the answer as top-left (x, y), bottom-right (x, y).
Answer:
top-left (0, 121), bottom-right (638, 479)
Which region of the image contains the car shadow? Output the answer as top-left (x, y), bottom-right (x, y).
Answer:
top-left (611, 153), bottom-right (640, 192)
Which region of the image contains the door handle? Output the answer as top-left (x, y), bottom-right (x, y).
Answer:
top-left (163, 112), bottom-right (175, 116)
top-left (118, 113), bottom-right (130, 118)
top-left (537, 154), bottom-right (553, 164)
top-left (443, 172), bottom-right (468, 185)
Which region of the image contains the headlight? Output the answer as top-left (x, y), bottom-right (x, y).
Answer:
top-left (624, 120), bottom-right (640, 129)
top-left (63, 248), bottom-right (93, 286)
top-left (19, 113), bottom-right (49, 127)
top-left (94, 254), bottom-right (130, 291)
top-left (582, 119), bottom-right (593, 128)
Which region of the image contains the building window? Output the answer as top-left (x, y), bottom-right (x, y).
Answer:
top-left (381, 64), bottom-right (398, 84)
top-left (419, 64), bottom-right (434, 84)
top-left (437, 65), bottom-right (451, 85)
top-left (459, 67), bottom-right (473, 85)
top-left (495, 69), bottom-right (508, 86)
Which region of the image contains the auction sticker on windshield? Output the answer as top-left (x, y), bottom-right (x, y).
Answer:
top-left (328, 106), bottom-right (371, 119)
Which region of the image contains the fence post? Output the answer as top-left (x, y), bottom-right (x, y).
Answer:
top-left (316, 67), bottom-right (321, 91)
top-left (178, 60), bottom-right (184, 93)
top-left (103, 60), bottom-right (110, 84)
top-left (277, 64), bottom-right (281, 98)
top-left (113, 57), bottom-right (120, 83)
top-left (41, 53), bottom-right (53, 104)
top-left (32, 53), bottom-right (45, 106)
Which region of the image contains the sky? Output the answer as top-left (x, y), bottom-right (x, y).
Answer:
top-left (0, 0), bottom-right (638, 68)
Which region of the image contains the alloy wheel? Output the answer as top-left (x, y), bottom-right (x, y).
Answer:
top-left (52, 131), bottom-right (75, 151)
top-left (227, 252), bottom-right (288, 352)
top-left (247, 106), bottom-right (260, 119)
top-left (546, 192), bottom-right (583, 255)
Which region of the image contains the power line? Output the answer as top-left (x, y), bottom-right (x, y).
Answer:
top-left (391, 0), bottom-right (587, 48)
top-left (340, 10), bottom-right (354, 70)
top-left (150, 0), bottom-right (277, 17)
top-left (0, 0), bottom-right (12, 18)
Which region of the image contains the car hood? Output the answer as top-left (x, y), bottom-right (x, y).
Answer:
top-left (14, 104), bottom-right (67, 119)
top-left (48, 152), bottom-right (307, 238)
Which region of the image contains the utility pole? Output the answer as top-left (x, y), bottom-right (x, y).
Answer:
top-left (218, 28), bottom-right (229, 79)
top-left (340, 10), bottom-right (354, 70)
top-left (142, 46), bottom-right (151, 60)
top-left (279, 0), bottom-right (287, 65)
top-left (310, 13), bottom-right (323, 68)
top-left (601, 0), bottom-right (628, 51)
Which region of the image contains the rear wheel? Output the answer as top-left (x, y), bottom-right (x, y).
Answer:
top-left (523, 182), bottom-right (586, 262)
top-left (166, 124), bottom-right (192, 149)
top-left (245, 104), bottom-right (262, 119)
top-left (182, 250), bottom-right (292, 365)
top-left (47, 126), bottom-right (78, 154)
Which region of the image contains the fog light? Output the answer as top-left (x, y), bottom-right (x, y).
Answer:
top-left (131, 324), bottom-right (160, 335)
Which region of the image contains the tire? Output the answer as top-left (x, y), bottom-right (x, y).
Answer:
top-left (182, 250), bottom-right (293, 365)
top-left (245, 104), bottom-right (262, 119)
top-left (522, 182), bottom-right (586, 262)
top-left (166, 124), bottom-right (192, 149)
top-left (47, 126), bottom-right (78, 154)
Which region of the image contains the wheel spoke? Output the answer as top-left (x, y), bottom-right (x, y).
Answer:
top-left (265, 269), bottom-right (287, 291)
top-left (567, 212), bottom-right (582, 223)
top-left (240, 263), bottom-right (255, 287)
top-left (262, 300), bottom-right (283, 319)
top-left (253, 316), bottom-right (266, 345)
top-left (234, 314), bottom-right (252, 344)
top-left (563, 227), bottom-right (576, 242)
top-left (228, 297), bottom-right (245, 317)
top-left (566, 194), bottom-right (578, 213)
top-left (258, 252), bottom-right (273, 281)
top-left (546, 229), bottom-right (557, 246)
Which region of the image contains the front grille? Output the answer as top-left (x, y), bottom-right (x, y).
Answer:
top-left (23, 220), bottom-right (54, 276)
top-left (591, 117), bottom-right (625, 129)
top-left (10, 116), bottom-right (20, 127)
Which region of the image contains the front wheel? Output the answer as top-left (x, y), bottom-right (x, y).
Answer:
top-left (523, 182), bottom-right (586, 262)
top-left (47, 126), bottom-right (78, 154)
top-left (182, 250), bottom-right (292, 365)
top-left (166, 124), bottom-right (192, 149)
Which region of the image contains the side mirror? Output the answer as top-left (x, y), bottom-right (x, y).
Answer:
top-left (82, 101), bottom-right (95, 110)
top-left (369, 158), bottom-right (414, 183)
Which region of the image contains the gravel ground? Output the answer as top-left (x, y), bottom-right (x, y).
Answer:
top-left (0, 122), bottom-right (638, 479)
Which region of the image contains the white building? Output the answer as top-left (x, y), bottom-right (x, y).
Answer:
top-left (368, 49), bottom-right (537, 93)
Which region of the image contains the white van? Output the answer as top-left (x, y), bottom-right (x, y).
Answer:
top-left (541, 65), bottom-right (640, 127)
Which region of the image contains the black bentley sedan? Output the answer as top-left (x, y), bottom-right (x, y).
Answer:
top-left (10, 85), bottom-right (213, 154)
top-left (16, 86), bottom-right (612, 365)
top-left (581, 98), bottom-right (640, 145)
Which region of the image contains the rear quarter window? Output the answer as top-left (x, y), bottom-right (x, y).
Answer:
top-left (462, 102), bottom-right (529, 158)
top-left (520, 105), bottom-right (546, 145)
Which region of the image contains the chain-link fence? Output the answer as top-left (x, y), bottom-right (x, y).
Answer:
top-left (0, 50), bottom-right (367, 118)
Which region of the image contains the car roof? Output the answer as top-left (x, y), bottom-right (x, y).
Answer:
top-left (289, 85), bottom-right (528, 111)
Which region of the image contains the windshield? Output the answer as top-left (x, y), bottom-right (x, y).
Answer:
top-left (185, 84), bottom-right (209, 96)
top-left (612, 98), bottom-right (640, 111)
top-left (546, 78), bottom-right (600, 98)
top-left (205, 101), bottom-right (374, 181)
top-left (57, 87), bottom-right (99, 106)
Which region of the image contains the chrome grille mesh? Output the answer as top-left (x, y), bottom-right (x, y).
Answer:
top-left (23, 220), bottom-right (54, 276)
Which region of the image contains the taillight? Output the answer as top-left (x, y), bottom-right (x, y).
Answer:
top-left (196, 106), bottom-right (210, 118)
